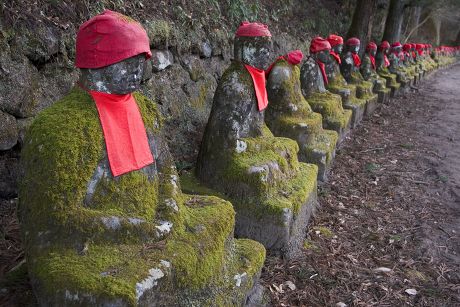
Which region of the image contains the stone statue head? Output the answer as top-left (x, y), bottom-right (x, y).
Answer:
top-left (391, 42), bottom-right (402, 54)
top-left (310, 37), bottom-right (332, 64)
top-left (366, 42), bottom-right (377, 57)
top-left (345, 37), bottom-right (361, 54)
top-left (233, 22), bottom-right (272, 70)
top-left (379, 41), bottom-right (390, 55)
top-left (327, 34), bottom-right (344, 55)
top-left (75, 10), bottom-right (152, 94)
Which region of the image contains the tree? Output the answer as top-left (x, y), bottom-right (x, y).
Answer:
top-left (383, 0), bottom-right (407, 42)
top-left (347, 0), bottom-right (378, 55)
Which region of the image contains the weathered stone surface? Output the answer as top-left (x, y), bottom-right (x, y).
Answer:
top-left (12, 23), bottom-right (61, 64)
top-left (195, 57), bottom-right (318, 257)
top-left (300, 57), bottom-right (352, 141)
top-left (0, 110), bottom-right (18, 150)
top-left (266, 59), bottom-right (338, 181)
top-left (17, 117), bottom-right (34, 148)
top-left (151, 50), bottom-right (174, 72)
top-left (0, 152), bottom-right (19, 198)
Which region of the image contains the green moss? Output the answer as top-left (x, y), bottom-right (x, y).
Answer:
top-left (180, 170), bottom-right (228, 201)
top-left (307, 91), bottom-right (351, 132)
top-left (144, 19), bottom-right (171, 46)
top-left (303, 129), bottom-right (338, 165)
top-left (190, 82), bottom-right (210, 109)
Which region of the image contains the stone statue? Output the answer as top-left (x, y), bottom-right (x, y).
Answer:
top-left (388, 42), bottom-right (411, 88)
top-left (325, 34), bottom-right (367, 128)
top-left (19, 11), bottom-right (265, 306)
top-left (340, 37), bottom-right (379, 117)
top-left (375, 40), bottom-right (401, 96)
top-left (360, 42), bottom-right (391, 105)
top-left (265, 50), bottom-right (338, 181)
top-left (300, 36), bottom-right (352, 141)
top-left (195, 22), bottom-right (318, 258)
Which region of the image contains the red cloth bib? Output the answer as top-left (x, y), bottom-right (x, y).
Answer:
top-left (244, 64), bottom-right (268, 111)
top-left (383, 54), bottom-right (390, 67)
top-left (89, 90), bottom-right (154, 177)
top-left (316, 60), bottom-right (328, 85)
top-left (330, 51), bottom-right (341, 64)
top-left (352, 53), bottom-right (361, 67)
top-left (369, 55), bottom-right (376, 70)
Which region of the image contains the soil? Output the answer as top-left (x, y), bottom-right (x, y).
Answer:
top-left (1, 65), bottom-right (460, 306)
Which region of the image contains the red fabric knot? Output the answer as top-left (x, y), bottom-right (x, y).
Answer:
top-left (244, 64), bottom-right (269, 111)
top-left (235, 21), bottom-right (271, 37)
top-left (351, 53), bottom-right (361, 67)
top-left (330, 51), bottom-right (341, 64)
top-left (75, 10), bottom-right (151, 69)
top-left (380, 41), bottom-right (390, 50)
top-left (366, 42), bottom-right (377, 51)
top-left (310, 36), bottom-right (331, 54)
top-left (346, 37), bottom-right (360, 46)
top-left (89, 90), bottom-right (154, 177)
top-left (327, 34), bottom-right (343, 47)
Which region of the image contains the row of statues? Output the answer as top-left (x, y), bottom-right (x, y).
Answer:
top-left (19, 11), bottom-right (459, 306)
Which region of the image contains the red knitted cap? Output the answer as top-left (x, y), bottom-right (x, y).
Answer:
top-left (416, 43), bottom-right (423, 50)
top-left (310, 37), bottom-right (331, 53)
top-left (391, 42), bottom-right (402, 48)
top-left (366, 42), bottom-right (377, 51)
top-left (235, 21), bottom-right (271, 37)
top-left (380, 41), bottom-right (390, 49)
top-left (75, 10), bottom-right (151, 69)
top-left (346, 37), bottom-right (360, 46)
top-left (327, 34), bottom-right (343, 47)
top-left (403, 43), bottom-right (411, 51)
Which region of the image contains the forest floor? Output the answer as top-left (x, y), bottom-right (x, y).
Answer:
top-left (262, 64), bottom-right (460, 306)
top-left (1, 65), bottom-right (460, 306)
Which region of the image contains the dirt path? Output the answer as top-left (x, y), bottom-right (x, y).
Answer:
top-left (262, 65), bottom-right (460, 306)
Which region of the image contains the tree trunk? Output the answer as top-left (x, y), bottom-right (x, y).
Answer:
top-left (383, 0), bottom-right (406, 43)
top-left (347, 0), bottom-right (378, 57)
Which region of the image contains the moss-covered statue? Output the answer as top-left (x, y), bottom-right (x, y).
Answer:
top-left (195, 22), bottom-right (318, 258)
top-left (340, 37), bottom-right (379, 117)
top-left (265, 50), bottom-right (338, 181)
top-left (19, 11), bottom-right (265, 306)
top-left (325, 34), bottom-right (368, 128)
top-left (360, 42), bottom-right (391, 106)
top-left (387, 42), bottom-right (411, 88)
top-left (375, 40), bottom-right (401, 96)
top-left (300, 37), bottom-right (352, 141)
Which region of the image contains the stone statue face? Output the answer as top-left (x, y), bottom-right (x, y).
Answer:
top-left (350, 45), bottom-right (360, 54)
top-left (369, 49), bottom-right (377, 56)
top-left (316, 49), bottom-right (331, 64)
top-left (234, 36), bottom-right (272, 70)
top-left (79, 54), bottom-right (146, 94)
top-left (391, 46), bottom-right (402, 54)
top-left (332, 44), bottom-right (343, 54)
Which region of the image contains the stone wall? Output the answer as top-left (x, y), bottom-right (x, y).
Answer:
top-left (0, 0), bottom-right (351, 199)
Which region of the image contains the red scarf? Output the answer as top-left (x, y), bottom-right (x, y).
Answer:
top-left (89, 90), bottom-right (154, 177)
top-left (244, 64), bottom-right (268, 111)
top-left (352, 53), bottom-right (361, 67)
top-left (369, 55), bottom-right (376, 70)
top-left (330, 51), bottom-right (341, 64)
top-left (383, 54), bottom-right (390, 67)
top-left (412, 51), bottom-right (416, 59)
top-left (316, 60), bottom-right (328, 85)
